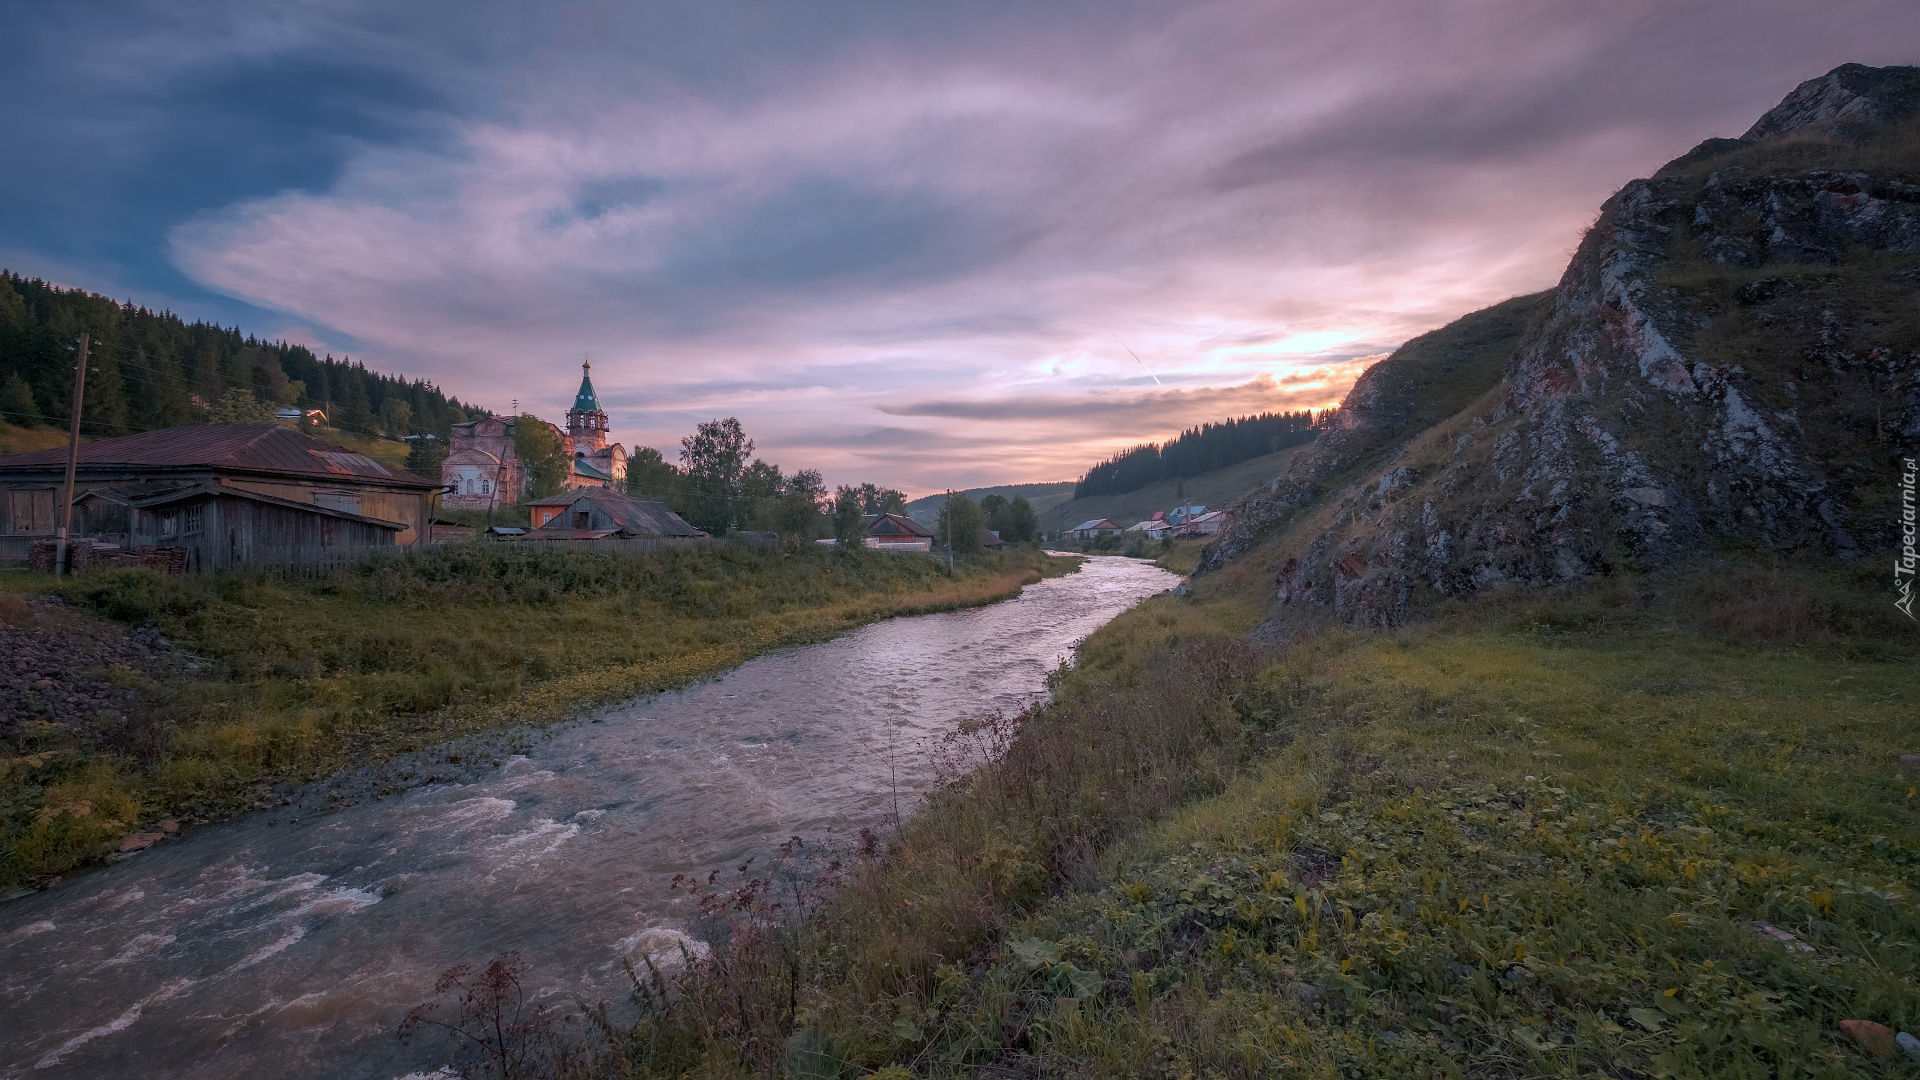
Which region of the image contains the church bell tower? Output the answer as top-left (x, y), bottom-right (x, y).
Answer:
top-left (566, 360), bottom-right (608, 452)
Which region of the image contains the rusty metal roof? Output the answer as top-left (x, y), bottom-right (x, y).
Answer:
top-left (532, 488), bottom-right (706, 537)
top-left (0, 425), bottom-right (435, 489)
top-left (124, 483), bottom-right (407, 530)
top-left (864, 512), bottom-right (933, 538)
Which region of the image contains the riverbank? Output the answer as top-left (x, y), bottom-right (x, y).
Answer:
top-left (571, 555), bottom-right (1919, 1078)
top-left (0, 544), bottom-right (1077, 890)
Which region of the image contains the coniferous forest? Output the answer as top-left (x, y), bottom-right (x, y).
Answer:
top-left (1072, 409), bottom-right (1329, 498)
top-left (0, 272), bottom-right (487, 446)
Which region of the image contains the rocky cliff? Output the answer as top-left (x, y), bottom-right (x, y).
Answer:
top-left (1201, 63), bottom-right (1920, 627)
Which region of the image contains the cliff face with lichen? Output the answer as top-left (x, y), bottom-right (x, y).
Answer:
top-left (1201, 63), bottom-right (1920, 627)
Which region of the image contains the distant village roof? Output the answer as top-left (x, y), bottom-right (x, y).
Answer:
top-left (1072, 518), bottom-right (1121, 532)
top-left (864, 512), bottom-right (933, 538)
top-left (572, 457), bottom-right (613, 481)
top-left (0, 424), bottom-right (434, 489)
top-left (533, 487), bottom-right (704, 537)
top-left (526, 492), bottom-right (582, 507)
top-left (572, 362), bottom-right (601, 412)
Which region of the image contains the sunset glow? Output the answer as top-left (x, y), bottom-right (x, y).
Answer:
top-left (5, 1), bottom-right (1915, 492)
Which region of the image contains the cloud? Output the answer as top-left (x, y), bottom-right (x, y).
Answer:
top-left (11, 0), bottom-right (1920, 492)
top-left (881, 371), bottom-right (1360, 423)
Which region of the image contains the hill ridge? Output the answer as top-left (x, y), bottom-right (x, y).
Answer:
top-left (1201, 62), bottom-right (1920, 627)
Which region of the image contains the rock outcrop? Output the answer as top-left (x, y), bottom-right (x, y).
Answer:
top-left (1202, 63), bottom-right (1920, 627)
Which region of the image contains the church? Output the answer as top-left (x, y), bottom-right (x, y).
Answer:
top-left (440, 362), bottom-right (629, 510)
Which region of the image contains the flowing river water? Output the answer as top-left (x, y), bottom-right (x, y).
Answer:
top-left (1, 555), bottom-right (1179, 1079)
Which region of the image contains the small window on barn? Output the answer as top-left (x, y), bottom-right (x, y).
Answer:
top-left (572, 510), bottom-right (590, 530)
top-left (182, 505), bottom-right (204, 534)
top-left (313, 490), bottom-right (361, 514)
top-left (159, 510), bottom-right (180, 536)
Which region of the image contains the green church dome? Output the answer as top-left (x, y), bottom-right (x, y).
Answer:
top-left (572, 362), bottom-right (601, 412)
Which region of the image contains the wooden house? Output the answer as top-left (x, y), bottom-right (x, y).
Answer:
top-left (510, 488), bottom-right (705, 541)
top-left (864, 513), bottom-right (934, 551)
top-left (527, 491), bottom-right (583, 530)
top-left (0, 424), bottom-right (435, 569)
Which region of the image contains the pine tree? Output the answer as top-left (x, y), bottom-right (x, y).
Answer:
top-left (337, 370), bottom-right (374, 433)
top-left (0, 372), bottom-right (37, 425)
top-left (0, 272), bottom-right (485, 444)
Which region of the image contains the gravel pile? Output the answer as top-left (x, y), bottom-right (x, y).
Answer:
top-left (0, 596), bottom-right (181, 742)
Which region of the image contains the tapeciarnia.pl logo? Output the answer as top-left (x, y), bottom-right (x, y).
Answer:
top-left (1900, 457), bottom-right (1918, 621)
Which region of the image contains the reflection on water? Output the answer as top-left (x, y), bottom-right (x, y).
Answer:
top-left (0, 556), bottom-right (1178, 1080)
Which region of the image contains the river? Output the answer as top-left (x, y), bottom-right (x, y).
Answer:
top-left (0, 555), bottom-right (1178, 1079)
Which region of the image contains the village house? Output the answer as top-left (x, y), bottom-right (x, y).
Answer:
top-left (1070, 518), bottom-right (1124, 540)
top-left (516, 487), bottom-right (703, 539)
top-left (1126, 511), bottom-right (1172, 539)
top-left (273, 407), bottom-right (329, 427)
top-left (0, 424), bottom-right (435, 569)
top-left (864, 512), bottom-right (934, 551)
top-left (441, 361), bottom-right (629, 510)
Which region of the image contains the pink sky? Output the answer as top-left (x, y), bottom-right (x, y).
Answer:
top-left (13, 0), bottom-right (1916, 494)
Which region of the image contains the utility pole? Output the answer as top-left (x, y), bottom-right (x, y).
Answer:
top-left (945, 489), bottom-right (953, 575)
top-left (55, 333), bottom-right (90, 576)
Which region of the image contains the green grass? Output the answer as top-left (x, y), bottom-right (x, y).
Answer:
top-left (309, 424), bottom-right (414, 468)
top-left (572, 559), bottom-right (1919, 1080)
top-left (0, 544), bottom-right (1076, 889)
top-left (973, 613), bottom-right (1918, 1078)
top-left (0, 419), bottom-right (77, 458)
top-left (1154, 539), bottom-right (1209, 576)
top-left (1037, 445), bottom-right (1313, 538)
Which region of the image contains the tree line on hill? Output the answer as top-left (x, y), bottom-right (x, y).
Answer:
top-left (1073, 409), bottom-right (1333, 498)
top-left (0, 273), bottom-right (487, 462)
top-left (1, 273), bottom-right (1040, 550)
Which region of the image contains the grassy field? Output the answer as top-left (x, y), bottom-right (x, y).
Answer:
top-left (903, 445), bottom-right (1313, 539)
top-left (562, 557), bottom-right (1920, 1079)
top-left (1036, 446), bottom-right (1312, 538)
top-left (1153, 538), bottom-right (1208, 576)
top-left (309, 424), bottom-right (414, 468)
top-left (0, 419), bottom-right (77, 458)
top-left (0, 544), bottom-right (1075, 889)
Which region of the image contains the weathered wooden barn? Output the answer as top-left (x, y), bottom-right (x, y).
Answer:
top-left (0, 425), bottom-right (436, 570)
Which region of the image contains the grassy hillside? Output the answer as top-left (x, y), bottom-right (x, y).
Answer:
top-left (0, 545), bottom-right (1077, 889)
top-left (906, 446), bottom-right (1319, 538)
top-left (567, 557), bottom-right (1918, 1080)
top-left (1046, 444), bottom-right (1313, 533)
top-left (310, 424), bottom-right (414, 469)
top-left (0, 419), bottom-right (78, 458)
top-left (906, 482), bottom-right (1078, 525)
